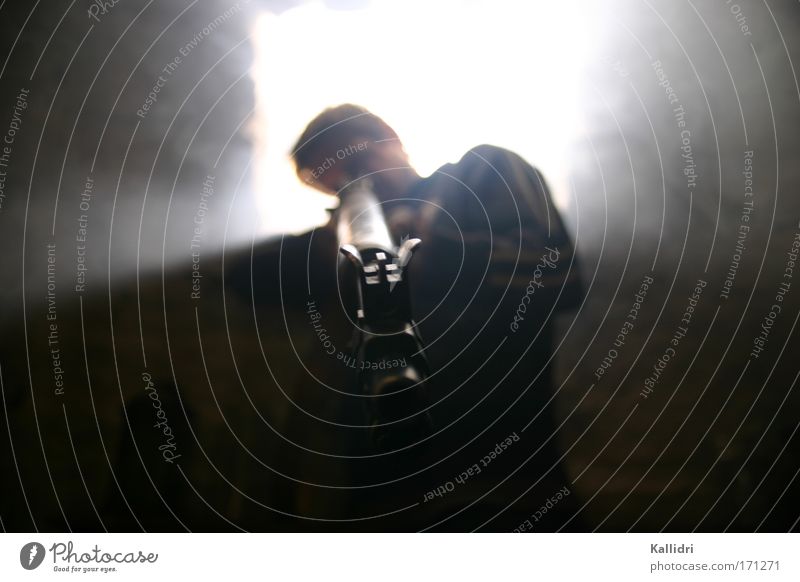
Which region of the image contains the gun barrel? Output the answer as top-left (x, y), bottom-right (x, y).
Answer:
top-left (336, 179), bottom-right (394, 253)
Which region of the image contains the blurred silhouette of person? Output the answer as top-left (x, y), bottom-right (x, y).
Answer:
top-left (232, 104), bottom-right (583, 530)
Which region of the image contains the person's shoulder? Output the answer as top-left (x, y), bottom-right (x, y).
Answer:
top-left (431, 144), bottom-right (540, 188)
top-left (422, 145), bottom-right (523, 180)
top-left (446, 144), bottom-right (539, 178)
top-left (457, 144), bottom-right (527, 166)
top-left (418, 144), bottom-right (540, 199)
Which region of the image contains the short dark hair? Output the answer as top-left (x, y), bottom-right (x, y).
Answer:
top-left (291, 104), bottom-right (399, 175)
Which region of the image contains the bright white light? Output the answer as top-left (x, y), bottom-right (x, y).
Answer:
top-left (250, 0), bottom-right (590, 236)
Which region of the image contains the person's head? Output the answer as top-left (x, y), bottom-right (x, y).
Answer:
top-left (291, 104), bottom-right (418, 198)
